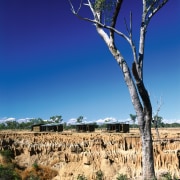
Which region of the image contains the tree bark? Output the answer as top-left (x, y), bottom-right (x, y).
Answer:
top-left (104, 41), bottom-right (155, 179)
top-left (140, 112), bottom-right (155, 179)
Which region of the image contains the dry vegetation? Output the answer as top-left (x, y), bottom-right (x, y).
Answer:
top-left (0, 128), bottom-right (179, 179)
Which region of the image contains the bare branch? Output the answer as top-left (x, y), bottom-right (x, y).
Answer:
top-left (110, 0), bottom-right (123, 29)
top-left (124, 12), bottom-right (138, 63)
top-left (129, 11), bottom-right (132, 37)
top-left (147, 0), bottom-right (157, 12)
top-left (124, 17), bottom-right (130, 35)
top-left (69, 7), bottom-right (130, 43)
top-left (155, 96), bottom-right (163, 116)
top-left (68, 0), bottom-right (138, 63)
top-left (109, 0), bottom-right (123, 43)
top-left (147, 0), bottom-right (169, 24)
top-left (77, 0), bottom-right (83, 14)
top-left (153, 96), bottom-right (163, 139)
top-left (68, 0), bottom-right (84, 15)
top-left (87, 0), bottom-right (96, 18)
top-left (130, 40), bottom-right (138, 64)
top-left (68, 0), bottom-right (76, 14)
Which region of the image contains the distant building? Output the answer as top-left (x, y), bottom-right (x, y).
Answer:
top-left (106, 122), bottom-right (129, 133)
top-left (31, 123), bottom-right (63, 132)
top-left (41, 123), bottom-right (63, 132)
top-left (31, 124), bottom-right (44, 132)
top-left (75, 123), bottom-right (95, 132)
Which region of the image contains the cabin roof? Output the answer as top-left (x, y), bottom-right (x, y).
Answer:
top-left (75, 123), bottom-right (95, 125)
top-left (41, 123), bottom-right (63, 126)
top-left (105, 122), bottom-right (129, 125)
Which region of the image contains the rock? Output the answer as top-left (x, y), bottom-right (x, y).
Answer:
top-left (0, 129), bottom-right (179, 179)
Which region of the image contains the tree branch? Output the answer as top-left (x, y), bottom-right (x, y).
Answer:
top-left (147, 0), bottom-right (169, 23)
top-left (127, 12), bottom-right (138, 64)
top-left (110, 0), bottom-right (123, 40)
top-left (69, 6), bottom-right (130, 44)
top-left (137, 0), bottom-right (149, 80)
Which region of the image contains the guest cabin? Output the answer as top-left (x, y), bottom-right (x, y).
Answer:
top-left (31, 123), bottom-right (63, 132)
top-left (106, 122), bottom-right (129, 133)
top-left (75, 123), bottom-right (95, 132)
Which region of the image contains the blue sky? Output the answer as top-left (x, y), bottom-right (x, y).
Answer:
top-left (0, 0), bottom-right (179, 123)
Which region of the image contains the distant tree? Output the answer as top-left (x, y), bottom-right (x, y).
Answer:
top-left (129, 114), bottom-right (137, 127)
top-left (153, 115), bottom-right (164, 127)
top-left (104, 119), bottom-right (110, 123)
top-left (18, 122), bottom-right (27, 129)
top-left (30, 118), bottom-right (44, 125)
top-left (50, 115), bottom-right (63, 123)
top-left (69, 0), bottom-right (169, 179)
top-left (76, 116), bottom-right (84, 123)
top-left (152, 97), bottom-right (163, 138)
top-left (0, 123), bottom-right (6, 130)
top-left (6, 120), bottom-right (19, 130)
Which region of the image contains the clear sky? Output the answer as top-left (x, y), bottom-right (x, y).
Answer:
top-left (0, 0), bottom-right (179, 123)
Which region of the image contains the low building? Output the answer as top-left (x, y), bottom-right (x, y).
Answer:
top-left (31, 124), bottom-right (44, 132)
top-left (41, 123), bottom-right (63, 132)
top-left (106, 122), bottom-right (129, 133)
top-left (75, 123), bottom-right (95, 132)
top-left (31, 123), bottom-right (63, 132)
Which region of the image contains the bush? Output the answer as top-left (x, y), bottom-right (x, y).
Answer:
top-left (162, 172), bottom-right (178, 180)
top-left (32, 161), bottom-right (39, 170)
top-left (0, 149), bottom-right (13, 163)
top-left (116, 173), bottom-right (128, 180)
top-left (24, 173), bottom-right (40, 180)
top-left (0, 164), bottom-right (21, 180)
top-left (77, 174), bottom-right (87, 180)
top-left (21, 165), bottom-right (58, 180)
top-left (96, 170), bottom-right (104, 180)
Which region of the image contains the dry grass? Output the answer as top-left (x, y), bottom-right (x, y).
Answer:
top-left (19, 164), bottom-right (58, 180)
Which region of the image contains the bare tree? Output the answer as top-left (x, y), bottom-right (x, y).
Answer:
top-left (152, 97), bottom-right (163, 139)
top-left (68, 0), bottom-right (169, 179)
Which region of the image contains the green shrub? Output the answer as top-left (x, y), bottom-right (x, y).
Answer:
top-left (0, 149), bottom-right (13, 162)
top-left (0, 164), bottom-right (21, 180)
top-left (25, 173), bottom-right (40, 180)
top-left (77, 174), bottom-right (87, 180)
top-left (96, 170), bottom-right (104, 180)
top-left (162, 172), bottom-right (178, 180)
top-left (32, 161), bottom-right (39, 170)
top-left (116, 173), bottom-right (128, 180)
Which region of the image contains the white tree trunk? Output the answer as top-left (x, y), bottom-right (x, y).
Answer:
top-left (103, 40), bottom-right (155, 179)
top-left (69, 0), bottom-right (169, 179)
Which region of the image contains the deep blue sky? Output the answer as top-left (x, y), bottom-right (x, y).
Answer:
top-left (0, 0), bottom-right (179, 122)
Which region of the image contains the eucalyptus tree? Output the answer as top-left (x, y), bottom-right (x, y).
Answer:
top-left (68, 0), bottom-right (169, 179)
top-left (129, 114), bottom-right (137, 127)
top-left (50, 115), bottom-right (63, 123)
top-left (76, 115), bottom-right (84, 123)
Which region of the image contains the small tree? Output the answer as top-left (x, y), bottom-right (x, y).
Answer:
top-left (129, 114), bottom-right (137, 128)
top-left (76, 116), bottom-right (84, 123)
top-left (152, 97), bottom-right (163, 138)
top-left (50, 115), bottom-right (63, 123)
top-left (69, 0), bottom-right (170, 179)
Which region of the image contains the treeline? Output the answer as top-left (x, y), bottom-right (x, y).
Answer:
top-left (0, 116), bottom-right (63, 130)
top-left (131, 123), bottom-right (180, 128)
top-left (0, 121), bottom-right (180, 131)
top-left (0, 116), bottom-right (180, 131)
top-left (0, 116), bottom-right (98, 131)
